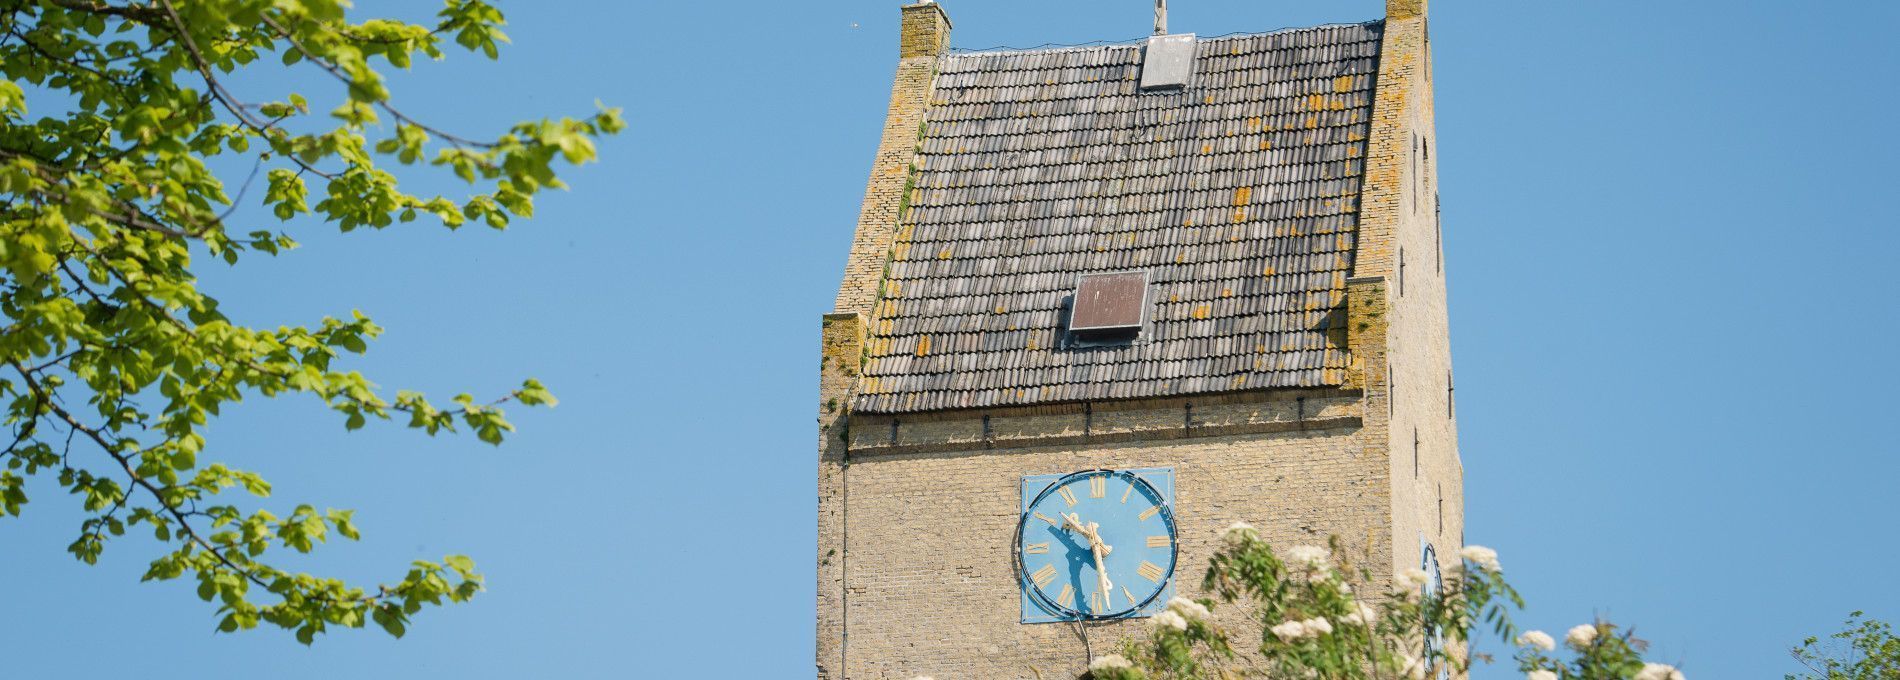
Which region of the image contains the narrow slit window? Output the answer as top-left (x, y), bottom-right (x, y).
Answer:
top-left (1398, 247), bottom-right (1406, 297)
top-left (1435, 192), bottom-right (1443, 273)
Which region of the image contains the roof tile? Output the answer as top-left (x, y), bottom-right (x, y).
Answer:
top-left (855, 23), bottom-right (1381, 414)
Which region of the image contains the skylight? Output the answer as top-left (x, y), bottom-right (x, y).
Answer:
top-left (1068, 271), bottom-right (1149, 339)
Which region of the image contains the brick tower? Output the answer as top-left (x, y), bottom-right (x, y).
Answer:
top-left (818, 1), bottom-right (1454, 677)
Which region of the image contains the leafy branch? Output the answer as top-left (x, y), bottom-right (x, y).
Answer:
top-left (0, 0), bottom-right (616, 642)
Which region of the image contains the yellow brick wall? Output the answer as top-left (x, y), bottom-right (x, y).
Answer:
top-left (838, 424), bottom-right (1389, 679)
top-left (820, 5), bottom-right (950, 678)
top-left (1357, 0), bottom-right (1462, 578)
top-left (831, 2), bottom-right (948, 318)
top-left (817, 312), bottom-right (865, 679)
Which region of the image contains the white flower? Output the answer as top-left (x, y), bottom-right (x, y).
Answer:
top-left (1166, 596), bottom-right (1210, 621)
top-left (1398, 567), bottom-right (1432, 590)
top-left (1088, 654), bottom-right (1132, 671)
top-left (1151, 610), bottom-right (1188, 631)
top-left (1286, 544), bottom-right (1330, 570)
top-left (1270, 620), bottom-right (1307, 642)
top-left (1634, 663), bottom-right (1685, 680)
top-left (1460, 545), bottom-right (1502, 573)
top-left (1302, 617), bottom-right (1333, 636)
top-left (1515, 629), bottom-right (1556, 651)
top-left (1220, 522), bottom-right (1257, 544)
top-left (1342, 601), bottom-right (1378, 626)
top-left (1527, 671), bottom-right (1558, 680)
top-left (1566, 624), bottom-right (1598, 650)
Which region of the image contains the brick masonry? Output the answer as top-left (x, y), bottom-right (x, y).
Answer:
top-left (1352, 0), bottom-right (1462, 579)
top-left (818, 1), bottom-right (1459, 677)
top-left (831, 3), bottom-right (949, 318)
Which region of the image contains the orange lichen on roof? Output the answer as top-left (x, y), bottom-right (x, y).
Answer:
top-left (1233, 186), bottom-right (1252, 206)
top-left (1192, 305), bottom-right (1211, 319)
top-left (936, 247), bottom-right (953, 260)
top-left (1333, 75), bottom-right (1355, 93)
top-left (915, 335), bottom-right (932, 356)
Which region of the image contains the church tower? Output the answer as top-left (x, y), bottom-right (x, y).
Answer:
top-left (818, 1), bottom-right (1455, 677)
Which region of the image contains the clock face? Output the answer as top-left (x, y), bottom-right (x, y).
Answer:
top-left (1017, 469), bottom-right (1177, 622)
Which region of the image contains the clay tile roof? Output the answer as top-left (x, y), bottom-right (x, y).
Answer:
top-left (854, 22), bottom-right (1384, 414)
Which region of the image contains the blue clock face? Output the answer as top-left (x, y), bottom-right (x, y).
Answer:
top-left (1017, 469), bottom-right (1177, 621)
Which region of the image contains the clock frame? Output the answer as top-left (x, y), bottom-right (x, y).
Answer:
top-left (1015, 468), bottom-right (1177, 623)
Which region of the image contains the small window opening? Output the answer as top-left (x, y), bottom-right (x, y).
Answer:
top-left (1398, 247), bottom-right (1406, 297)
top-left (1066, 270), bottom-right (1149, 346)
top-left (1435, 193), bottom-right (1443, 273)
top-left (1411, 135), bottom-right (1419, 206)
top-left (1446, 370), bottom-right (1454, 419)
top-left (1413, 427), bottom-right (1420, 478)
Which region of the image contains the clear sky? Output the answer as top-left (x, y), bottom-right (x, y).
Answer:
top-left (2, 1), bottom-right (1897, 677)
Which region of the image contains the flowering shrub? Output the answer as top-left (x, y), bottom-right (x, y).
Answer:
top-left (1083, 526), bottom-right (1687, 679)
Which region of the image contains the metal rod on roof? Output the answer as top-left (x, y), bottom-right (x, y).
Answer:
top-left (1154, 0), bottom-right (1168, 35)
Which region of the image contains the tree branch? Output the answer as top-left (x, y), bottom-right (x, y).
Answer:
top-left (257, 12), bottom-right (494, 150)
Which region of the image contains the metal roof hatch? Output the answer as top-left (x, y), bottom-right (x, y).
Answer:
top-left (1066, 270), bottom-right (1149, 346)
top-left (1139, 33), bottom-right (1195, 90)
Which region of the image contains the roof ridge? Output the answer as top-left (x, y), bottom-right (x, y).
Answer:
top-left (947, 19), bottom-right (1382, 56)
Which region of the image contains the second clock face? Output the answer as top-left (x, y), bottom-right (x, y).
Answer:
top-left (1018, 469), bottom-right (1177, 621)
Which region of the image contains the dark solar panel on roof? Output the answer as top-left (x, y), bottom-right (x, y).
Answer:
top-left (1069, 271), bottom-right (1149, 332)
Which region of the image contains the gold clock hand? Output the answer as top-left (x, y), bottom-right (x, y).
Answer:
top-left (1092, 542), bottom-right (1114, 609)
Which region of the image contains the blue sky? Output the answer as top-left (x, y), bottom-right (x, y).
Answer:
top-left (2, 1), bottom-right (1897, 677)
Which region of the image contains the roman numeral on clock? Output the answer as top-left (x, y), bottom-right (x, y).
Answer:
top-left (1056, 485), bottom-right (1078, 507)
top-left (1034, 512), bottom-right (1058, 526)
top-left (1030, 564), bottom-right (1057, 588)
top-left (1089, 475), bottom-right (1106, 498)
top-left (1146, 535), bottom-right (1171, 548)
top-left (1056, 584), bottom-right (1074, 608)
top-left (1023, 542), bottom-right (1049, 554)
top-left (1137, 560), bottom-right (1165, 582)
top-left (1138, 505), bottom-right (1161, 521)
top-left (1089, 588), bottom-right (1106, 611)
